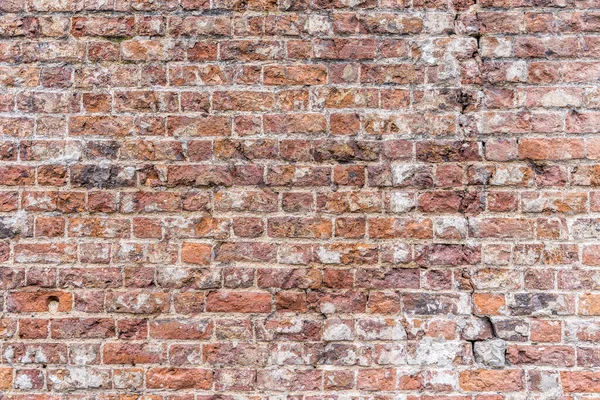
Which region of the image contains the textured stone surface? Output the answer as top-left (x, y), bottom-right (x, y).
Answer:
top-left (474, 339), bottom-right (507, 368)
top-left (0, 0), bottom-right (598, 397)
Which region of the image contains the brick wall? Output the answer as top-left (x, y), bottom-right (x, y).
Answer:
top-left (0, 0), bottom-right (599, 397)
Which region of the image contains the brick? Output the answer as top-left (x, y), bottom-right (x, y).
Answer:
top-left (51, 318), bottom-right (115, 339)
top-left (335, 217), bottom-right (366, 238)
top-left (0, 367), bottom-right (12, 389)
top-left (72, 17), bottom-right (134, 37)
top-left (314, 38), bottom-right (377, 59)
top-left (167, 165), bottom-right (233, 187)
top-left (578, 294), bottom-right (600, 315)
top-left (19, 319), bottom-right (48, 339)
top-left (355, 267), bottom-right (419, 289)
top-left (473, 293), bottom-right (506, 316)
top-left (264, 65), bottom-right (327, 85)
top-left (577, 347), bottom-right (600, 367)
top-left (121, 39), bottom-right (185, 62)
top-left (220, 40), bottom-right (284, 61)
top-left (215, 369), bottom-right (256, 391)
top-left (521, 191), bottom-right (587, 214)
top-left (206, 291), bottom-right (272, 313)
top-left (167, 116), bottom-right (231, 137)
top-left (103, 342), bottom-right (166, 364)
top-left (181, 242), bottom-right (212, 265)
top-left (583, 245), bottom-right (600, 266)
top-left (469, 218), bottom-right (534, 239)
top-left (150, 319), bottom-right (213, 339)
top-left (168, 16), bottom-right (232, 37)
top-left (268, 217), bottom-right (332, 239)
top-left (69, 116), bottom-right (134, 137)
top-left (509, 293), bottom-right (575, 316)
top-left (114, 90), bottom-right (178, 113)
top-left (416, 141), bottom-right (481, 163)
top-left (519, 138), bottom-right (585, 160)
top-left (257, 368), bottom-right (322, 391)
top-left (562, 371), bottom-right (600, 392)
top-left (203, 343), bottom-right (267, 365)
top-left (507, 344), bottom-right (575, 366)
top-left (0, 166), bottom-right (35, 186)
top-left (362, 64), bottom-right (423, 84)
top-left (7, 290), bottom-right (72, 313)
top-left (146, 368), bottom-right (213, 389)
top-left (264, 113), bottom-right (327, 134)
top-left (214, 91), bottom-right (274, 112)
top-left (105, 291), bottom-right (169, 314)
top-left (357, 368), bottom-right (395, 391)
top-left (215, 242), bottom-right (277, 262)
top-left (459, 370), bottom-right (524, 392)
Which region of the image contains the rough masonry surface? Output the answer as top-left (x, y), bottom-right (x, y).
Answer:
top-left (0, 0), bottom-right (599, 398)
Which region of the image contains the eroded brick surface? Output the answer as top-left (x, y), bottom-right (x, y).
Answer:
top-left (0, 0), bottom-right (598, 398)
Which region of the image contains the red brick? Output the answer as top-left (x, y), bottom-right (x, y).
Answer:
top-left (215, 242), bottom-right (276, 262)
top-left (146, 368), bottom-right (213, 389)
top-left (357, 369), bottom-right (395, 391)
top-left (121, 39), bottom-right (185, 62)
top-left (264, 113), bottom-right (327, 134)
top-left (50, 318), bottom-right (115, 339)
top-left (473, 293), bottom-right (506, 316)
top-left (0, 368), bottom-right (12, 390)
top-left (72, 17), bottom-right (134, 37)
top-left (330, 113), bottom-right (361, 135)
top-left (264, 65), bottom-right (327, 85)
top-left (268, 217), bottom-right (332, 239)
top-left (459, 370), bottom-right (524, 392)
top-left (206, 291), bottom-right (272, 313)
top-left (104, 342), bottom-right (166, 364)
top-left (203, 343), bottom-right (267, 366)
top-left (105, 291), bottom-right (169, 314)
top-left (69, 116), bottom-right (134, 137)
top-left (562, 371), bottom-right (600, 392)
top-left (167, 116), bottom-right (231, 137)
top-left (150, 319), bottom-right (213, 339)
top-left (314, 38), bottom-right (378, 59)
top-left (7, 290), bottom-right (72, 313)
top-left (507, 345), bottom-right (575, 366)
top-left (220, 40), bottom-right (284, 61)
top-left (578, 293), bottom-right (600, 315)
top-left (18, 319), bottom-right (49, 339)
top-left (519, 138), bottom-right (585, 160)
top-left (180, 242), bottom-right (212, 265)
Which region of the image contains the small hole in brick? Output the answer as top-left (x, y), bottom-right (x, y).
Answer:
top-left (47, 296), bottom-right (60, 313)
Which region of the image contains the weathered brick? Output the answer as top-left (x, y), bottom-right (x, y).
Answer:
top-left (206, 291), bottom-right (272, 313)
top-left (51, 318), bottom-right (115, 339)
top-left (562, 371), bottom-right (600, 392)
top-left (459, 369), bottom-right (524, 392)
top-left (507, 345), bottom-right (575, 367)
top-left (146, 368), bottom-right (213, 389)
top-left (103, 342), bottom-right (166, 364)
top-left (0, 2), bottom-right (596, 398)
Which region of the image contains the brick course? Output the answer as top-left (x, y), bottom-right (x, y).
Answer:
top-left (0, 0), bottom-right (599, 397)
